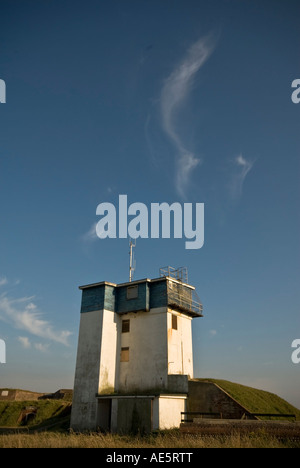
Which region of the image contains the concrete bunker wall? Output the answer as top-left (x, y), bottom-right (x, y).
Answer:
top-left (114, 398), bottom-right (152, 434)
top-left (187, 381), bottom-right (252, 419)
top-left (97, 395), bottom-right (187, 434)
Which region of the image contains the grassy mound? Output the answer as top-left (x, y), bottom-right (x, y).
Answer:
top-left (0, 400), bottom-right (71, 429)
top-left (198, 379), bottom-right (300, 420)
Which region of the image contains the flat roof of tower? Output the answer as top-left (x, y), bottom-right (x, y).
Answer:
top-left (79, 276), bottom-right (195, 290)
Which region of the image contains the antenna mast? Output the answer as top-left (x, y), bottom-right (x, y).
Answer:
top-left (129, 238), bottom-right (136, 282)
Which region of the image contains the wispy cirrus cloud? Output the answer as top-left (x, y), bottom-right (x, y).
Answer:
top-left (18, 336), bottom-right (31, 349)
top-left (160, 34), bottom-right (216, 198)
top-left (0, 292), bottom-right (72, 347)
top-left (18, 336), bottom-right (49, 352)
top-left (229, 154), bottom-right (254, 200)
top-left (0, 277), bottom-right (8, 287)
top-left (81, 222), bottom-right (98, 242)
top-left (34, 342), bottom-right (50, 353)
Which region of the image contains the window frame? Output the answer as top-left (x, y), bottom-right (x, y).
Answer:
top-left (172, 314), bottom-right (178, 330)
top-left (126, 285), bottom-right (138, 300)
top-left (120, 347), bottom-right (129, 362)
top-left (122, 319), bottom-right (130, 333)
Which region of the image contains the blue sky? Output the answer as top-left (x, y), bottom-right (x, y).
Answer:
top-left (0, 0), bottom-right (299, 408)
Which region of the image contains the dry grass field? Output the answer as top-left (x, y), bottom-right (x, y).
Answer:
top-left (0, 429), bottom-right (299, 448)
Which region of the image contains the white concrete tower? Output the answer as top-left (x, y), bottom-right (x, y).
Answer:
top-left (71, 267), bottom-right (202, 432)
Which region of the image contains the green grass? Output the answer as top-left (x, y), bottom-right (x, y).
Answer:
top-left (0, 400), bottom-right (71, 428)
top-left (197, 379), bottom-right (300, 420)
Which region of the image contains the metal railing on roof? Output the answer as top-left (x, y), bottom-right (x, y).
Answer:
top-left (159, 266), bottom-right (203, 316)
top-left (168, 283), bottom-right (202, 317)
top-left (159, 266), bottom-right (188, 284)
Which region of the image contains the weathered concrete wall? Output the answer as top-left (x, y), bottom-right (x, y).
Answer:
top-left (96, 399), bottom-right (111, 431)
top-left (167, 375), bottom-right (188, 393)
top-left (107, 395), bottom-right (186, 433)
top-left (167, 310), bottom-right (193, 378)
top-left (71, 309), bottom-right (104, 430)
top-left (0, 389), bottom-right (44, 401)
top-left (117, 307), bottom-right (194, 393)
top-left (109, 397), bottom-right (153, 434)
top-left (153, 395), bottom-right (187, 430)
top-left (187, 381), bottom-right (252, 419)
top-left (99, 309), bottom-right (119, 394)
top-left (118, 308), bottom-right (168, 393)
